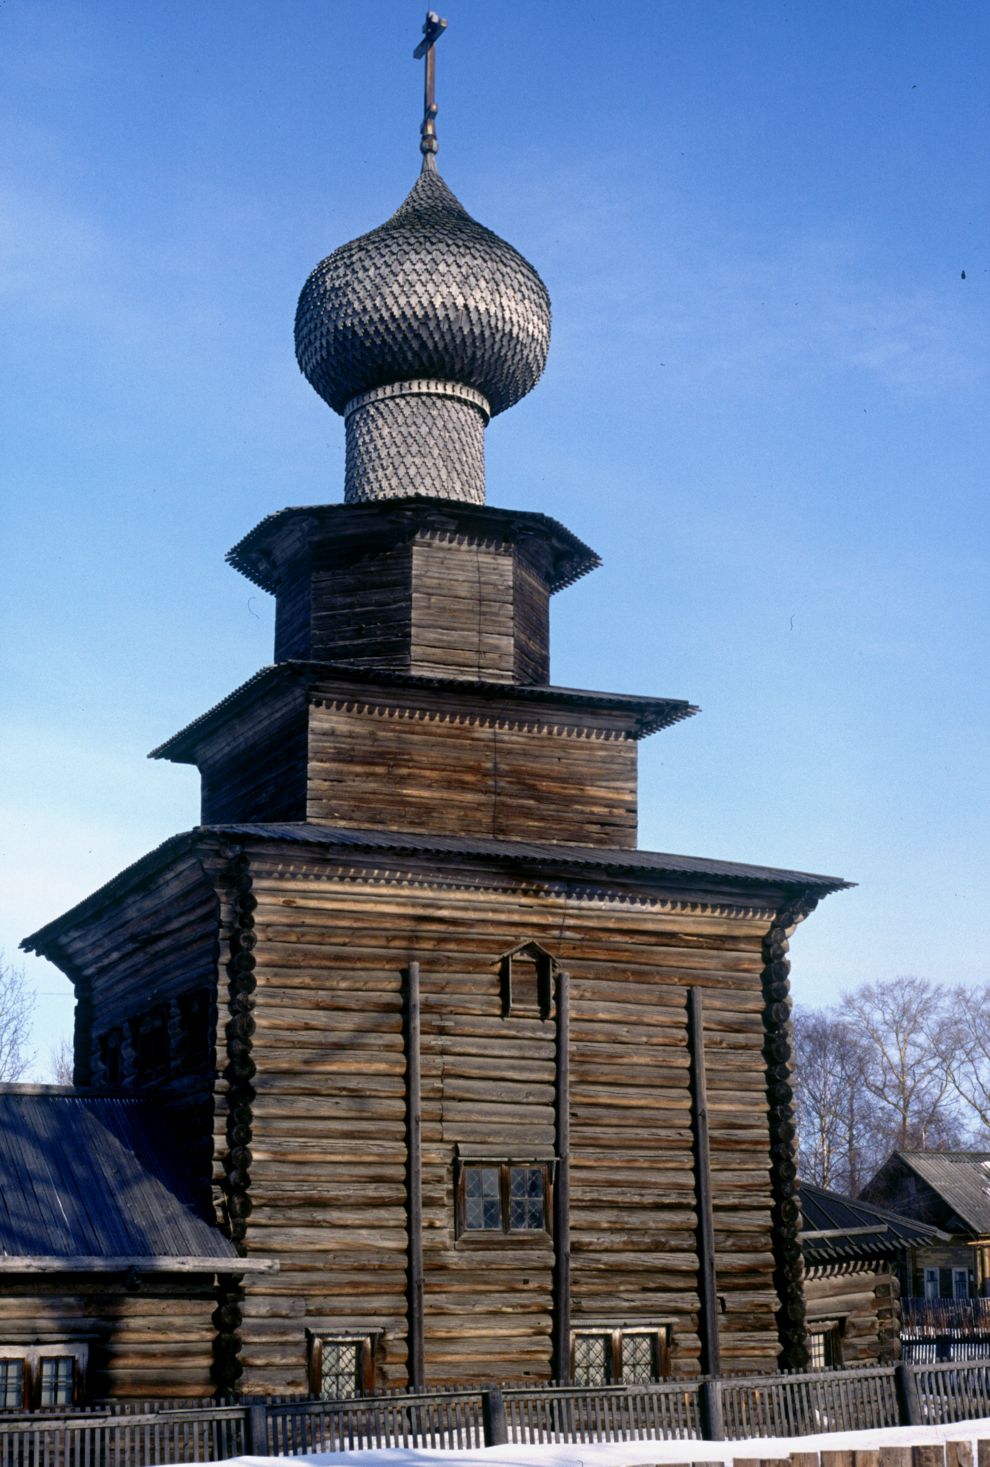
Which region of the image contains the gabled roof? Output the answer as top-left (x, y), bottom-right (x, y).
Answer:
top-left (0, 1087), bottom-right (272, 1273)
top-left (800, 1180), bottom-right (946, 1266)
top-left (893, 1151), bottom-right (990, 1236)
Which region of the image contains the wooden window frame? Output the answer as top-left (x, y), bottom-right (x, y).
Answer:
top-left (0, 1344), bottom-right (87, 1410)
top-left (454, 1160), bottom-right (554, 1240)
top-left (306, 1333), bottom-right (375, 1400)
top-left (807, 1320), bottom-right (843, 1369)
top-left (498, 943), bottom-right (555, 1020)
top-left (129, 1004), bottom-right (171, 1085)
top-left (571, 1327), bottom-right (670, 1385)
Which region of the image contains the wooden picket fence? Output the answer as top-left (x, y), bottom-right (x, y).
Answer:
top-left (5, 1361), bottom-right (990, 1464)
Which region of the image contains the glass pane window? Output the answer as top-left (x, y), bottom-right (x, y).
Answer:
top-left (320, 1341), bottom-right (360, 1400)
top-left (509, 1166), bottom-right (545, 1230)
top-left (808, 1331), bottom-right (826, 1369)
top-left (464, 1166), bottom-right (502, 1230)
top-left (573, 1333), bottom-right (611, 1386)
top-left (953, 1269), bottom-right (970, 1300)
top-left (39, 1357), bottom-right (74, 1407)
top-left (622, 1332), bottom-right (657, 1384)
top-left (0, 1359), bottom-right (25, 1409)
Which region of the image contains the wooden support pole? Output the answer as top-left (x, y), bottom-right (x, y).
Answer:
top-left (688, 986), bottom-right (721, 1379)
top-left (405, 959), bottom-right (425, 1390)
top-left (551, 966), bottom-right (572, 1383)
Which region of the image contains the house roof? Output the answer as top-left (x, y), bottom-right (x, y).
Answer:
top-left (0, 1087), bottom-right (272, 1273)
top-left (894, 1151), bottom-right (990, 1236)
top-left (800, 1181), bottom-right (946, 1266)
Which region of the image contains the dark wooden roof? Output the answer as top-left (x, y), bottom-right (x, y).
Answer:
top-left (148, 662), bottom-right (699, 764)
top-left (890, 1152), bottom-right (990, 1237)
top-left (226, 499), bottom-right (600, 594)
top-left (800, 1181), bottom-right (945, 1266)
top-left (0, 1087), bottom-right (248, 1270)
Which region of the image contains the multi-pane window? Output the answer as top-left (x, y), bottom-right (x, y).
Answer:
top-left (39, 1358), bottom-right (74, 1407)
top-left (572, 1329), bottom-right (668, 1385)
top-left (808, 1324), bottom-right (841, 1369)
top-left (0, 1359), bottom-right (25, 1410)
top-left (457, 1162), bottom-right (550, 1236)
top-left (320, 1341), bottom-right (360, 1400)
top-left (0, 1350), bottom-right (82, 1409)
top-left (308, 1335), bottom-right (374, 1400)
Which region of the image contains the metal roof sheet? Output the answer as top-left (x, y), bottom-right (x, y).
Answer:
top-left (23, 824), bottom-right (850, 961)
top-left (149, 662), bottom-right (698, 763)
top-left (800, 1181), bottom-right (945, 1265)
top-left (0, 1088), bottom-right (239, 1265)
top-left (897, 1151), bottom-right (990, 1236)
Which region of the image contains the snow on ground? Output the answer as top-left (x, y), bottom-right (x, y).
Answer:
top-left (214, 1417), bottom-right (990, 1467)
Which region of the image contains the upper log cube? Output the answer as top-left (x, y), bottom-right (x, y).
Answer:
top-left (226, 498), bottom-right (601, 686)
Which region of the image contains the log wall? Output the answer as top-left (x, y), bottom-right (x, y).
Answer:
top-left (805, 1263), bottom-right (902, 1365)
top-left (225, 847), bottom-right (788, 1394)
top-left (0, 1277), bottom-right (218, 1400)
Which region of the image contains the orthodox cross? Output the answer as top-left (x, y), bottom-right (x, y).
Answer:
top-left (413, 10), bottom-right (448, 159)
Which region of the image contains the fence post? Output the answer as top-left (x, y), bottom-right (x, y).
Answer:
top-left (481, 1388), bottom-right (507, 1446)
top-left (895, 1361), bottom-right (922, 1427)
top-left (698, 1378), bottom-right (725, 1441)
top-left (244, 1401), bottom-right (269, 1456)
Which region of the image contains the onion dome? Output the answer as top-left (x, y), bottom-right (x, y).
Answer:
top-left (295, 164), bottom-right (551, 421)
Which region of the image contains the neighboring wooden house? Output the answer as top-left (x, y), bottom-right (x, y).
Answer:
top-left (800, 1182), bottom-right (944, 1368)
top-left (15, 43), bottom-right (850, 1401)
top-left (861, 1152), bottom-right (990, 1309)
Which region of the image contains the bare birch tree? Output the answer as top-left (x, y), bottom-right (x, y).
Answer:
top-left (0, 954), bottom-right (35, 1081)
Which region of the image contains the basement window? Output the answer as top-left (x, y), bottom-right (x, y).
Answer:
top-left (572, 1328), bottom-right (669, 1385)
top-left (455, 1161), bottom-right (551, 1237)
top-left (308, 1334), bottom-right (374, 1400)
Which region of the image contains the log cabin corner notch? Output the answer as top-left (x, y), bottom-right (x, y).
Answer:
top-left (18, 15), bottom-right (853, 1399)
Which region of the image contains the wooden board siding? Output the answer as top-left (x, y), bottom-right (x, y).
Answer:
top-left (513, 555), bottom-right (551, 684)
top-left (805, 1264), bottom-right (901, 1365)
top-left (0, 1278), bottom-right (217, 1399)
top-left (409, 538), bottom-right (516, 683)
top-left (305, 700), bottom-right (638, 847)
top-left (201, 713), bottom-right (308, 826)
top-left (225, 849), bottom-right (786, 1394)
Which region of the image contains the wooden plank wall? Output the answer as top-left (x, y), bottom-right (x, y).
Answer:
top-left (305, 701), bottom-right (638, 846)
top-left (0, 1280), bottom-right (217, 1399)
top-left (512, 555), bottom-right (551, 684)
top-left (410, 538), bottom-right (517, 682)
top-left (200, 714), bottom-right (309, 826)
top-left (231, 852), bottom-right (784, 1394)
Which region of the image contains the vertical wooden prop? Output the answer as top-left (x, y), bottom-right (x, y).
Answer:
top-left (552, 966), bottom-right (572, 1382)
top-left (405, 960), bottom-right (425, 1389)
top-left (688, 987), bottom-right (721, 1379)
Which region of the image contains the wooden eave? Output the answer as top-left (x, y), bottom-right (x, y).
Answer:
top-left (22, 822), bottom-right (851, 968)
top-left (225, 497), bottom-right (602, 595)
top-left (148, 661), bottom-right (698, 765)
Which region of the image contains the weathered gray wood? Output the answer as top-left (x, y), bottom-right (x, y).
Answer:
top-left (551, 966), bottom-right (571, 1383)
top-left (688, 986), bottom-right (721, 1377)
top-left (406, 959), bottom-right (425, 1390)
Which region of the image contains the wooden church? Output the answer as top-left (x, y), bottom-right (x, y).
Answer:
top-left (9, 16), bottom-right (848, 1407)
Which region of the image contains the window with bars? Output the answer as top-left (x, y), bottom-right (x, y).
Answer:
top-left (572, 1329), bottom-right (668, 1385)
top-left (808, 1323), bottom-right (842, 1369)
top-left (307, 1335), bottom-right (374, 1400)
top-left (456, 1162), bottom-right (551, 1237)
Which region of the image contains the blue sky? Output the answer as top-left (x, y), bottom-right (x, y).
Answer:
top-left (2, 1), bottom-right (988, 1076)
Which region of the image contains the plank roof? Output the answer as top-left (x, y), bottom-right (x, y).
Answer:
top-left (894, 1151), bottom-right (990, 1236)
top-left (0, 1087), bottom-right (241, 1268)
top-left (800, 1181), bottom-right (946, 1266)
